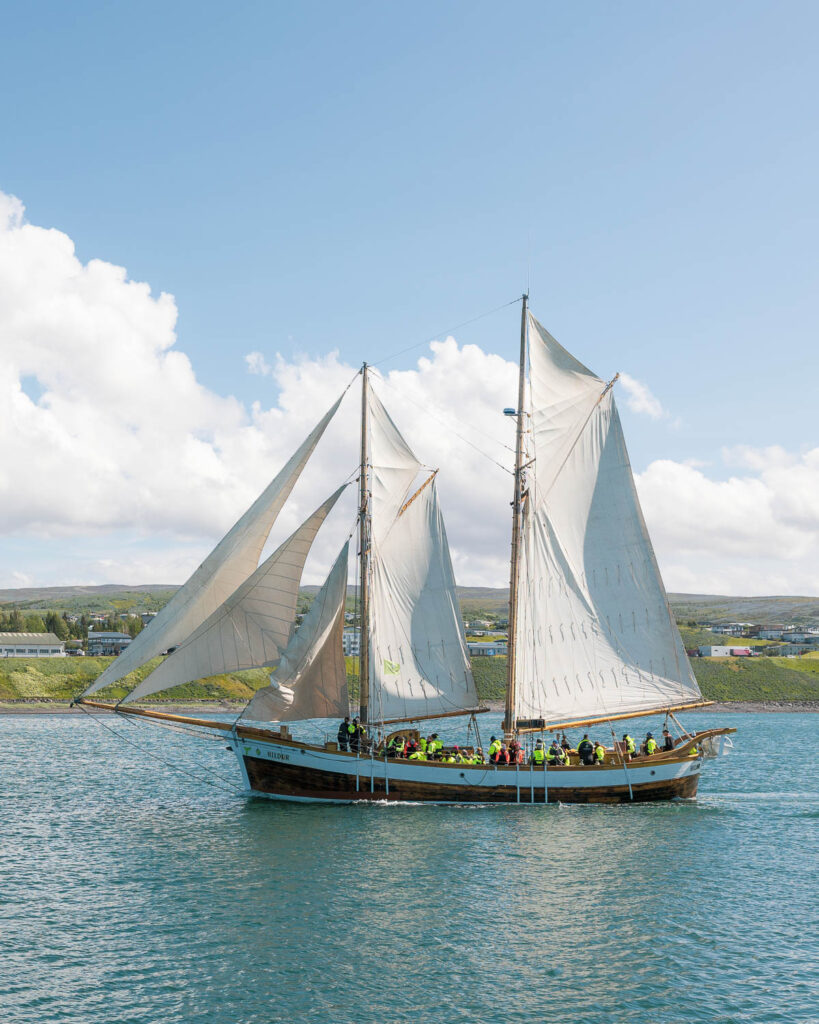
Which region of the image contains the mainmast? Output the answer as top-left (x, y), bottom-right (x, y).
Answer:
top-left (503, 294), bottom-right (528, 736)
top-left (358, 362), bottom-right (371, 725)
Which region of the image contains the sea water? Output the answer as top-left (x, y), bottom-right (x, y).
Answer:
top-left (0, 711), bottom-right (816, 1024)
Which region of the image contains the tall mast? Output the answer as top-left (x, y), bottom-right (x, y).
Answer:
top-left (358, 362), bottom-right (370, 725)
top-left (503, 294), bottom-right (528, 736)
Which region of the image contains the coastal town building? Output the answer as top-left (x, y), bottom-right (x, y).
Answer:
top-left (466, 640), bottom-right (508, 657)
top-left (87, 631), bottom-right (132, 656)
top-left (0, 632), bottom-right (65, 658)
top-left (698, 645), bottom-right (751, 657)
top-left (342, 627), bottom-right (360, 657)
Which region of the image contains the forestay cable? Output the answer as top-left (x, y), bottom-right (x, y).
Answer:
top-left (77, 703), bottom-right (243, 794)
top-left (371, 296), bottom-right (522, 368)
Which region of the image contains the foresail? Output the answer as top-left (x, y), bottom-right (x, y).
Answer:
top-left (81, 396), bottom-right (343, 697)
top-left (514, 315), bottom-right (700, 725)
top-left (242, 542), bottom-right (350, 723)
top-left (121, 486), bottom-right (347, 703)
top-left (369, 480), bottom-right (479, 722)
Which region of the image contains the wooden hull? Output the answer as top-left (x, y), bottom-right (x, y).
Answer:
top-left (76, 702), bottom-right (732, 805)
top-left (231, 736), bottom-right (703, 805)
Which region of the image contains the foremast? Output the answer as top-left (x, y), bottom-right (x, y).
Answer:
top-left (358, 362), bottom-right (371, 725)
top-left (503, 294), bottom-right (528, 738)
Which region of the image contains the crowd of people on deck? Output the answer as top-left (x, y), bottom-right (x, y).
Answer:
top-left (336, 716), bottom-right (680, 764)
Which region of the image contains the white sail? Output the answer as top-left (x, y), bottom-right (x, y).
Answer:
top-left (368, 387), bottom-right (422, 542)
top-left (513, 314), bottom-right (700, 725)
top-left (122, 486), bottom-right (346, 703)
top-left (82, 396), bottom-right (343, 697)
top-left (369, 472), bottom-right (479, 722)
top-left (242, 541), bottom-right (350, 723)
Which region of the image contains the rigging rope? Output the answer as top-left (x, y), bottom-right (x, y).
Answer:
top-left (370, 296), bottom-right (522, 368)
top-left (76, 703), bottom-right (243, 795)
top-left (373, 373), bottom-right (513, 476)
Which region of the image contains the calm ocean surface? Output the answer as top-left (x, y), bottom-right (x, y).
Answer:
top-left (1, 710), bottom-right (816, 1024)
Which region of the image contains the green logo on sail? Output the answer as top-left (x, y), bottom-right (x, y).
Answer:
top-left (383, 658), bottom-right (401, 675)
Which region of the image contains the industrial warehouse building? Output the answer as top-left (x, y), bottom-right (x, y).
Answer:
top-left (0, 633), bottom-right (66, 657)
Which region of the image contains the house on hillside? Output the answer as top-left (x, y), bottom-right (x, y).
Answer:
top-left (87, 631), bottom-right (132, 656)
top-left (467, 641), bottom-right (507, 657)
top-left (342, 627), bottom-right (360, 657)
top-left (698, 645), bottom-right (751, 657)
top-left (0, 633), bottom-right (65, 657)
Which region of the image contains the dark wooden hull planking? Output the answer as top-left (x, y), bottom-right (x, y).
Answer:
top-left (243, 754), bottom-right (700, 804)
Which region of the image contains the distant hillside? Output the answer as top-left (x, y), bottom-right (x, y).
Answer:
top-left (667, 594), bottom-right (819, 626)
top-left (3, 583), bottom-right (819, 627)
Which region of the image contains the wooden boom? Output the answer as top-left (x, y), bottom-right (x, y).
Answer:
top-left (515, 699), bottom-right (715, 734)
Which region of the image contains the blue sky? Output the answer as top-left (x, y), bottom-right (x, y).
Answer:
top-left (1, 1), bottom-right (818, 592)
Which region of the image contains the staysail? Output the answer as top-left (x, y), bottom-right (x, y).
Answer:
top-left (242, 541), bottom-right (350, 722)
top-left (367, 384), bottom-right (479, 722)
top-left (121, 487), bottom-right (346, 703)
top-left (513, 314), bottom-right (701, 726)
top-left (82, 396), bottom-right (343, 697)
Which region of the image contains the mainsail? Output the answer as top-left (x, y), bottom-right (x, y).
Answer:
top-left (367, 384), bottom-right (479, 722)
top-left (82, 396), bottom-right (343, 697)
top-left (513, 314), bottom-right (701, 725)
top-left (242, 541), bottom-right (350, 723)
top-left (122, 487), bottom-right (346, 703)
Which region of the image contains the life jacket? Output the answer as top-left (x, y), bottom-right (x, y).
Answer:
top-left (531, 747), bottom-right (545, 764)
top-left (419, 738), bottom-right (428, 752)
top-left (645, 738), bottom-right (657, 755)
top-left (408, 751), bottom-right (425, 760)
top-left (624, 735), bottom-right (635, 754)
top-left (594, 745), bottom-right (605, 763)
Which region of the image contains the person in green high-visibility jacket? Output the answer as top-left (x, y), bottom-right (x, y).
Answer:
top-left (428, 734), bottom-right (443, 759)
top-left (419, 736), bottom-right (428, 753)
top-left (546, 740), bottom-right (564, 765)
top-left (593, 741), bottom-right (606, 764)
top-left (622, 733), bottom-right (636, 758)
top-left (488, 736), bottom-right (502, 764)
top-left (643, 732), bottom-right (658, 756)
top-left (529, 740), bottom-right (546, 765)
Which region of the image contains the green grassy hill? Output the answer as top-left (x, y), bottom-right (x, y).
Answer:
top-left (3, 648), bottom-right (818, 706)
top-left (0, 657), bottom-right (269, 703)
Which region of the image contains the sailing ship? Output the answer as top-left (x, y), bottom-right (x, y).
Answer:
top-left (78, 298), bottom-right (734, 803)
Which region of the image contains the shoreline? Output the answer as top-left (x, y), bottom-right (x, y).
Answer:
top-left (1, 698), bottom-right (817, 716)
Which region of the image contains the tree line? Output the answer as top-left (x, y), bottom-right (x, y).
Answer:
top-left (0, 609), bottom-right (145, 642)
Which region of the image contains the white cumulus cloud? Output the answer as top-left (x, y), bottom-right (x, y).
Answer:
top-left (618, 372), bottom-right (666, 419)
top-left (1, 189), bottom-right (817, 597)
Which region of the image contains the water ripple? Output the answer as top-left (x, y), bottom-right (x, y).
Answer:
top-left (0, 712), bottom-right (816, 1024)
